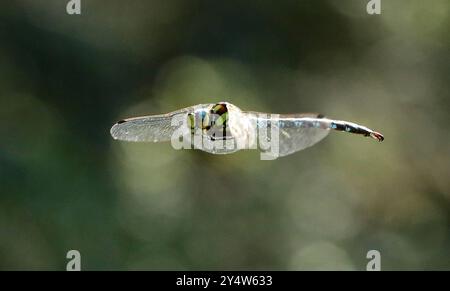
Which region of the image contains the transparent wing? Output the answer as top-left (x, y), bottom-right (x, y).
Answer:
top-left (110, 107), bottom-right (192, 142)
top-left (244, 112), bottom-right (331, 157)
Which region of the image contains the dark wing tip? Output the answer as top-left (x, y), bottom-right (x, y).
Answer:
top-left (110, 120), bottom-right (127, 140)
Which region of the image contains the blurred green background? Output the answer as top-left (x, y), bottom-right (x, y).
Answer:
top-left (1, 0), bottom-right (449, 270)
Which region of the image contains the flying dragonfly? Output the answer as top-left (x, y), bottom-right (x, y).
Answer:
top-left (110, 102), bottom-right (384, 158)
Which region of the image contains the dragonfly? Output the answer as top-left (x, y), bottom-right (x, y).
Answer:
top-left (110, 102), bottom-right (384, 158)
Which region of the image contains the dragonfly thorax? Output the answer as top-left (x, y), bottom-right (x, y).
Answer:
top-left (187, 103), bottom-right (233, 141)
top-left (184, 102), bottom-right (252, 154)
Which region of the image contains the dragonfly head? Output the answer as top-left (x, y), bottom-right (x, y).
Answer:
top-left (187, 103), bottom-right (231, 140)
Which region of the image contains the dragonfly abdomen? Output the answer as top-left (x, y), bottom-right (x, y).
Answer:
top-left (330, 120), bottom-right (384, 142)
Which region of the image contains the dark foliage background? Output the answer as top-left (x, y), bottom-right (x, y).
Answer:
top-left (0, 0), bottom-right (449, 270)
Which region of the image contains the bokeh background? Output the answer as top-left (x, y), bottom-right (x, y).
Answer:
top-left (1, 0), bottom-right (449, 270)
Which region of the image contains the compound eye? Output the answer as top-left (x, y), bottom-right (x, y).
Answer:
top-left (215, 112), bottom-right (228, 127)
top-left (212, 104), bottom-right (227, 115)
top-left (201, 111), bottom-right (210, 129)
top-left (211, 104), bottom-right (228, 126)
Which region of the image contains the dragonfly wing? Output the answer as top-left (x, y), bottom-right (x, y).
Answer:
top-left (275, 120), bottom-right (330, 157)
top-left (110, 108), bottom-right (191, 142)
top-left (244, 112), bottom-right (331, 157)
